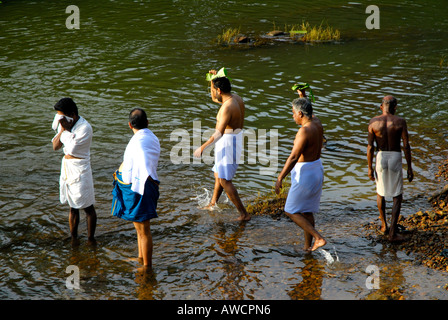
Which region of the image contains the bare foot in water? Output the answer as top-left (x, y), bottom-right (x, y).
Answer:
top-left (389, 233), bottom-right (406, 243)
top-left (236, 213), bottom-right (251, 222)
top-left (203, 203), bottom-right (217, 211)
top-left (310, 238), bottom-right (327, 251)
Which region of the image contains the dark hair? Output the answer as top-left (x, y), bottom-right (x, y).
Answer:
top-left (129, 108), bottom-right (148, 130)
top-left (212, 77), bottom-right (231, 93)
top-left (54, 97), bottom-right (78, 116)
top-left (382, 95), bottom-right (397, 112)
top-left (292, 98), bottom-right (313, 118)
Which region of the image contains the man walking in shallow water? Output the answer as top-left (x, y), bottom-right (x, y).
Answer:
top-left (275, 98), bottom-right (326, 252)
top-left (194, 70), bottom-right (250, 222)
top-left (367, 95), bottom-right (413, 242)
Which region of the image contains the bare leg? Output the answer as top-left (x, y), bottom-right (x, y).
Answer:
top-left (285, 212), bottom-right (326, 251)
top-left (377, 194), bottom-right (388, 235)
top-left (69, 208), bottom-right (80, 239)
top-left (301, 212), bottom-right (315, 251)
top-left (205, 172), bottom-right (223, 210)
top-left (389, 194), bottom-right (404, 242)
top-left (133, 220), bottom-right (153, 269)
top-left (219, 178), bottom-right (251, 221)
top-left (84, 205), bottom-right (97, 244)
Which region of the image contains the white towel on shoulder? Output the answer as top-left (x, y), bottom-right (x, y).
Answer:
top-left (121, 128), bottom-right (160, 195)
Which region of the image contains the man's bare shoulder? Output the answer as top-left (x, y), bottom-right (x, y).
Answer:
top-left (369, 114), bottom-right (384, 124)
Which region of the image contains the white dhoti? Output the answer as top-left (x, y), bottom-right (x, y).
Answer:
top-left (60, 157), bottom-right (95, 209)
top-left (375, 151), bottom-right (403, 197)
top-left (284, 159), bottom-right (324, 214)
top-left (212, 130), bottom-right (243, 181)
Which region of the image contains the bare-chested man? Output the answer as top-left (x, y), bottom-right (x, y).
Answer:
top-left (367, 95), bottom-right (413, 242)
top-left (275, 98), bottom-right (326, 251)
top-left (194, 70), bottom-right (250, 221)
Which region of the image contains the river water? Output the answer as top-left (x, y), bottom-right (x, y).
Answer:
top-left (1, 0), bottom-right (448, 300)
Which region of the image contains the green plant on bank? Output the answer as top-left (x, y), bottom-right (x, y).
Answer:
top-left (216, 27), bottom-right (241, 45)
top-left (246, 175), bottom-right (290, 217)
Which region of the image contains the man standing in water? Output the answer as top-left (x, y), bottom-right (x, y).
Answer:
top-left (194, 70), bottom-right (250, 222)
top-left (112, 108), bottom-right (160, 270)
top-left (51, 98), bottom-right (97, 244)
top-left (275, 98), bottom-right (326, 252)
top-left (367, 95), bottom-right (413, 242)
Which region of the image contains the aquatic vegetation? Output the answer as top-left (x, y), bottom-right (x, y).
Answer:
top-left (214, 21), bottom-right (340, 48)
top-left (216, 27), bottom-right (241, 45)
top-left (298, 21), bottom-right (341, 42)
top-left (439, 55), bottom-right (447, 68)
top-left (246, 177), bottom-right (290, 218)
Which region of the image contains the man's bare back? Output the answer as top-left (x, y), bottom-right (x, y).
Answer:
top-left (368, 114), bottom-right (406, 152)
top-left (217, 94), bottom-right (245, 132)
top-left (295, 118), bottom-right (323, 163)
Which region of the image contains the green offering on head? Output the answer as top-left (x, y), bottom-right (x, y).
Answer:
top-left (206, 67), bottom-right (232, 81)
top-left (292, 82), bottom-right (315, 103)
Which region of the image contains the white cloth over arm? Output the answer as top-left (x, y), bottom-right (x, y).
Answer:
top-left (57, 116), bottom-right (93, 158)
top-left (121, 128), bottom-right (160, 195)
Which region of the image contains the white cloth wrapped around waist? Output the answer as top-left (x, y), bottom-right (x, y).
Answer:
top-left (284, 158), bottom-right (324, 214)
top-left (60, 157), bottom-right (95, 209)
top-left (212, 130), bottom-right (243, 181)
top-left (375, 151), bottom-right (403, 197)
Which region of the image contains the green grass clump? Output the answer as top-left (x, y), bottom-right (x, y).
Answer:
top-left (246, 176), bottom-right (290, 218)
top-left (216, 27), bottom-right (241, 45)
top-left (299, 21), bottom-right (340, 42)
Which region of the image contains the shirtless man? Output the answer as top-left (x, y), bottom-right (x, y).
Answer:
top-left (194, 70), bottom-right (250, 221)
top-left (275, 98), bottom-right (326, 251)
top-left (367, 95), bottom-right (413, 242)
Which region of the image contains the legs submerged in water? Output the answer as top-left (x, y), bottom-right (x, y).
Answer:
top-left (204, 172), bottom-right (223, 211)
top-left (389, 194), bottom-right (405, 242)
top-left (205, 172), bottom-right (251, 221)
top-left (69, 204), bottom-right (97, 244)
top-left (285, 211), bottom-right (326, 251)
top-left (133, 220), bottom-right (153, 270)
top-left (376, 193), bottom-right (405, 242)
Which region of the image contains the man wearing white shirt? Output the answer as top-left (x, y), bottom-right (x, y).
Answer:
top-left (112, 108), bottom-right (160, 270)
top-left (52, 98), bottom-right (97, 244)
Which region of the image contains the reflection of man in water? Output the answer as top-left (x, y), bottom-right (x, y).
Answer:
top-left (194, 71), bottom-right (250, 222)
top-left (367, 95), bottom-right (413, 242)
top-left (275, 98), bottom-right (326, 251)
top-left (51, 98), bottom-right (97, 243)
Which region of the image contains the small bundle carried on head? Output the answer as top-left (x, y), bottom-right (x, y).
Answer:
top-left (206, 67), bottom-right (232, 81)
top-left (292, 82), bottom-right (315, 103)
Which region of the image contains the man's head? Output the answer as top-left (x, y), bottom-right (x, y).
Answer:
top-left (54, 97), bottom-right (78, 117)
top-left (292, 98), bottom-right (313, 124)
top-left (381, 95), bottom-right (397, 114)
top-left (129, 108), bottom-right (148, 130)
top-left (211, 77), bottom-right (231, 102)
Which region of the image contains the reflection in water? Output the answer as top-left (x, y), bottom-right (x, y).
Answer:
top-left (288, 255), bottom-right (324, 300)
top-left (135, 269), bottom-right (161, 300)
top-left (213, 222), bottom-right (249, 300)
